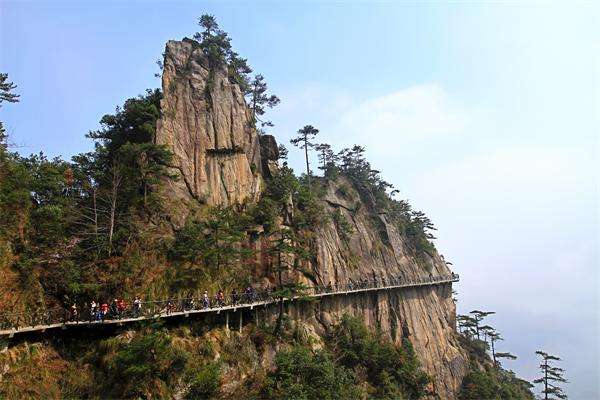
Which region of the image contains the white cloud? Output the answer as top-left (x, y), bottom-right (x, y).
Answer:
top-left (336, 84), bottom-right (470, 151)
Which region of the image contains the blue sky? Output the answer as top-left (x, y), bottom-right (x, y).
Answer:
top-left (1, 1), bottom-right (598, 398)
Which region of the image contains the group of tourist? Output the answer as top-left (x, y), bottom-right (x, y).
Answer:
top-left (68, 296), bottom-right (143, 322)
top-left (66, 286), bottom-right (266, 322)
top-left (64, 275), bottom-right (449, 323)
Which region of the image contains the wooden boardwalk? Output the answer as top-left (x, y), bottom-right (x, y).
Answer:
top-left (0, 274), bottom-right (459, 338)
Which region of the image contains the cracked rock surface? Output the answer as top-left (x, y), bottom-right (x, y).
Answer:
top-left (156, 39), bottom-right (263, 225)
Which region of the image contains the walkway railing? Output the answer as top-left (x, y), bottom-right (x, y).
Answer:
top-left (0, 273), bottom-right (458, 337)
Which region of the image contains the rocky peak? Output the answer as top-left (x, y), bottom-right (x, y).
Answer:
top-left (155, 39), bottom-right (272, 224)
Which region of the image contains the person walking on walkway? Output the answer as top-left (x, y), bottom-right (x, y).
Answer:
top-left (216, 290), bottom-right (225, 307)
top-left (109, 299), bottom-right (118, 319)
top-left (69, 304), bottom-right (78, 322)
top-left (100, 302), bottom-right (109, 321)
top-left (203, 291), bottom-right (210, 309)
top-left (132, 296), bottom-right (142, 317)
top-left (117, 298), bottom-right (126, 319)
top-left (90, 301), bottom-right (98, 321)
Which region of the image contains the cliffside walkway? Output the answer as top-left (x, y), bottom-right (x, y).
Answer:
top-left (0, 273), bottom-right (459, 338)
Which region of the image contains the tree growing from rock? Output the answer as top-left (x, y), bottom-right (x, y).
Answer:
top-left (314, 143), bottom-right (337, 173)
top-left (266, 226), bottom-right (311, 334)
top-left (534, 351), bottom-right (568, 400)
top-left (484, 328), bottom-right (503, 366)
top-left (193, 14), bottom-right (252, 90)
top-left (247, 74), bottom-right (280, 132)
top-left (290, 125), bottom-right (319, 189)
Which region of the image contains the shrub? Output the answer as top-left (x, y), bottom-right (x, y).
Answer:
top-left (186, 362), bottom-right (221, 400)
top-left (104, 331), bottom-right (188, 398)
top-left (264, 345), bottom-right (359, 400)
top-left (459, 368), bottom-right (534, 400)
top-left (332, 209), bottom-right (353, 243)
top-left (327, 315), bottom-right (430, 399)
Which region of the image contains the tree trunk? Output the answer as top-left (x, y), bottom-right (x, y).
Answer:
top-left (92, 188), bottom-right (98, 234)
top-left (275, 231), bottom-right (284, 334)
top-left (304, 135), bottom-right (311, 189)
top-left (108, 162), bottom-right (121, 256)
top-left (544, 359), bottom-right (548, 400)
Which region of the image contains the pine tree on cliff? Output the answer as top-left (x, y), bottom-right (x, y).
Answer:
top-left (495, 351), bottom-right (517, 365)
top-left (290, 125), bottom-right (319, 189)
top-left (469, 310), bottom-right (495, 340)
top-left (314, 143), bottom-right (337, 173)
top-left (267, 227), bottom-right (311, 334)
top-left (194, 14), bottom-right (252, 90)
top-left (248, 74), bottom-right (280, 133)
top-left (0, 72), bottom-right (20, 148)
top-left (482, 327), bottom-right (503, 365)
top-left (534, 351), bottom-right (568, 400)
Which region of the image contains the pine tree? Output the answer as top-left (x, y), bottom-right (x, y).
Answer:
top-left (193, 14), bottom-right (252, 90)
top-left (534, 351), bottom-right (568, 400)
top-left (0, 73), bottom-right (20, 148)
top-left (0, 73), bottom-right (19, 105)
top-left (485, 329), bottom-right (503, 366)
top-left (469, 310), bottom-right (496, 340)
top-left (314, 143), bottom-right (337, 172)
top-left (290, 125), bottom-right (319, 188)
top-left (266, 227), bottom-right (311, 333)
top-left (248, 74), bottom-right (280, 132)
top-left (495, 351), bottom-right (517, 366)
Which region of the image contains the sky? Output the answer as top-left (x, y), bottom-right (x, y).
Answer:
top-left (1, 1), bottom-right (598, 398)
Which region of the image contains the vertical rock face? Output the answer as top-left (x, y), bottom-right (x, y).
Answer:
top-left (156, 39), bottom-right (263, 224)
top-left (300, 177), bottom-right (468, 399)
top-left (155, 39), bottom-right (467, 397)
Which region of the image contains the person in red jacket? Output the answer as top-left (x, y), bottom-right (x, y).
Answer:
top-left (100, 302), bottom-right (109, 321)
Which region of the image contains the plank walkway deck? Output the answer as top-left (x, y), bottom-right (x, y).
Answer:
top-left (0, 273), bottom-right (459, 338)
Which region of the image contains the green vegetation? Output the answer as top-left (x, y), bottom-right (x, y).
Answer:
top-left (534, 351), bottom-right (568, 400)
top-left (249, 74), bottom-right (280, 133)
top-left (99, 330), bottom-right (188, 398)
top-left (264, 345), bottom-right (359, 400)
top-left (0, 87), bottom-right (173, 308)
top-left (459, 367), bottom-right (534, 400)
top-left (332, 208), bottom-right (354, 243)
top-left (290, 125), bottom-right (319, 188)
top-left (193, 15), bottom-right (279, 133)
top-left (186, 362), bottom-right (222, 400)
top-left (327, 315), bottom-right (430, 399)
top-left (0, 72), bottom-right (20, 146)
top-left (169, 206), bottom-right (254, 291)
top-left (456, 311), bottom-right (535, 400)
top-left (263, 315), bottom-right (430, 399)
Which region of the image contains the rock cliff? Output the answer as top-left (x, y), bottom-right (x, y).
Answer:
top-left (155, 39), bottom-right (264, 225)
top-left (308, 177), bottom-right (468, 398)
top-left (155, 39), bottom-right (467, 398)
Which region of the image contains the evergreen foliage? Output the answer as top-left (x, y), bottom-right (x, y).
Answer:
top-left (534, 351), bottom-right (568, 400)
top-left (0, 72), bottom-right (20, 147)
top-left (249, 74), bottom-right (280, 132)
top-left (290, 125), bottom-right (319, 188)
top-left (99, 330), bottom-right (188, 398)
top-left (265, 316), bottom-right (430, 399)
top-left (327, 315), bottom-right (430, 399)
top-left (186, 362), bottom-right (222, 400)
top-left (459, 368), bottom-right (535, 400)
